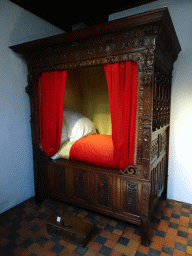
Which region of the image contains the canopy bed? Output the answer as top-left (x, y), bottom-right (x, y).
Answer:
top-left (10, 7), bottom-right (181, 245)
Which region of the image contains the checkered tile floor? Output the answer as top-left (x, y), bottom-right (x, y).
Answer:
top-left (0, 197), bottom-right (192, 256)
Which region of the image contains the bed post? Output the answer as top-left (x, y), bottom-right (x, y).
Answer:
top-left (26, 69), bottom-right (49, 205)
top-left (137, 44), bottom-right (154, 245)
top-left (140, 181), bottom-right (151, 246)
top-left (141, 217), bottom-right (150, 246)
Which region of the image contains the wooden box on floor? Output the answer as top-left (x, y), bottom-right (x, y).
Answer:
top-left (47, 212), bottom-right (95, 247)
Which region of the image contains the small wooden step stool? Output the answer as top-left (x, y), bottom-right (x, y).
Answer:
top-left (47, 211), bottom-right (95, 247)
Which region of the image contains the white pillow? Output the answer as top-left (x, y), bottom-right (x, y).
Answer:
top-left (60, 124), bottom-right (68, 145)
top-left (64, 110), bottom-right (96, 141)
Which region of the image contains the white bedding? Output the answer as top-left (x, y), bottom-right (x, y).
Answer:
top-left (53, 140), bottom-right (75, 160)
top-left (64, 110), bottom-right (96, 141)
top-left (51, 109), bottom-right (96, 160)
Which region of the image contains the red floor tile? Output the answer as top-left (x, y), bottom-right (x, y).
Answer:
top-left (1, 197), bottom-right (192, 256)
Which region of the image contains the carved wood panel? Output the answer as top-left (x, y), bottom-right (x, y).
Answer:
top-left (138, 71), bottom-right (153, 179)
top-left (73, 169), bottom-right (88, 201)
top-left (161, 132), bottom-right (167, 154)
top-left (141, 183), bottom-right (150, 217)
top-left (97, 174), bottom-right (112, 209)
top-left (151, 129), bottom-right (167, 164)
top-left (122, 179), bottom-right (138, 215)
top-left (151, 138), bottom-right (159, 163)
top-left (54, 166), bottom-right (66, 195)
top-left (98, 175), bottom-right (109, 206)
top-left (151, 154), bottom-right (166, 206)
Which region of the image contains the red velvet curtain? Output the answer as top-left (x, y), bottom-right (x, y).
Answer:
top-left (104, 61), bottom-right (138, 169)
top-left (38, 70), bottom-right (67, 157)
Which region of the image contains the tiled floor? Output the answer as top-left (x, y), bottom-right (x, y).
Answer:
top-left (0, 197), bottom-right (192, 256)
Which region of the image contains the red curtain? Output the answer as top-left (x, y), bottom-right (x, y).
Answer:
top-left (38, 70), bottom-right (67, 157)
top-left (104, 61), bottom-right (138, 169)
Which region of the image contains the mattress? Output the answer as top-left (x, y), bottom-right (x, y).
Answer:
top-left (70, 134), bottom-right (118, 168)
top-left (52, 134), bottom-right (118, 169)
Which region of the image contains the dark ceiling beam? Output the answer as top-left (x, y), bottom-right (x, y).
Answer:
top-left (105, 0), bottom-right (157, 14)
top-left (9, 0), bottom-right (157, 32)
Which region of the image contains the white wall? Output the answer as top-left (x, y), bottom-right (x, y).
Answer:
top-left (110, 0), bottom-right (192, 204)
top-left (0, 0), bottom-right (64, 214)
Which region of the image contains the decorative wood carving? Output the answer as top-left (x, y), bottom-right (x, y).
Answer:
top-left (55, 166), bottom-right (66, 195)
top-left (161, 132), bottom-right (167, 153)
top-left (141, 183), bottom-right (150, 217)
top-left (74, 170), bottom-right (87, 201)
top-left (119, 165), bottom-right (137, 175)
top-left (151, 155), bottom-right (166, 205)
top-left (140, 72), bottom-right (153, 179)
top-left (98, 175), bottom-right (110, 207)
top-left (124, 180), bottom-right (137, 215)
top-left (151, 138), bottom-right (159, 163)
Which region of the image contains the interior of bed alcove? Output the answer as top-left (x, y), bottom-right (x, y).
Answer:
top-left (64, 66), bottom-right (111, 136)
top-left (38, 61), bottom-right (138, 170)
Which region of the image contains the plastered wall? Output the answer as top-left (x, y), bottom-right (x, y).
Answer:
top-left (109, 0), bottom-right (192, 204)
top-left (0, 0), bottom-right (64, 213)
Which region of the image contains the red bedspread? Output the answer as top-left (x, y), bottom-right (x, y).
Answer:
top-left (69, 134), bottom-right (119, 169)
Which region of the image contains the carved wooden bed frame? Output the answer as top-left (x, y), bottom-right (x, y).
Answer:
top-left (10, 7), bottom-right (181, 245)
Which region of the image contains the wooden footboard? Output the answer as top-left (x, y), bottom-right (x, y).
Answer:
top-left (48, 159), bottom-right (144, 217)
top-left (46, 157), bottom-right (153, 244)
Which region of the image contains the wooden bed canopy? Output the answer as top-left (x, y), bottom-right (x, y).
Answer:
top-left (10, 7), bottom-right (181, 246)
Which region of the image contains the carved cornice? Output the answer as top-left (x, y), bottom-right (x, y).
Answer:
top-left (26, 23), bottom-right (158, 71)
top-left (35, 50), bottom-right (148, 72)
top-left (156, 27), bottom-right (179, 64)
